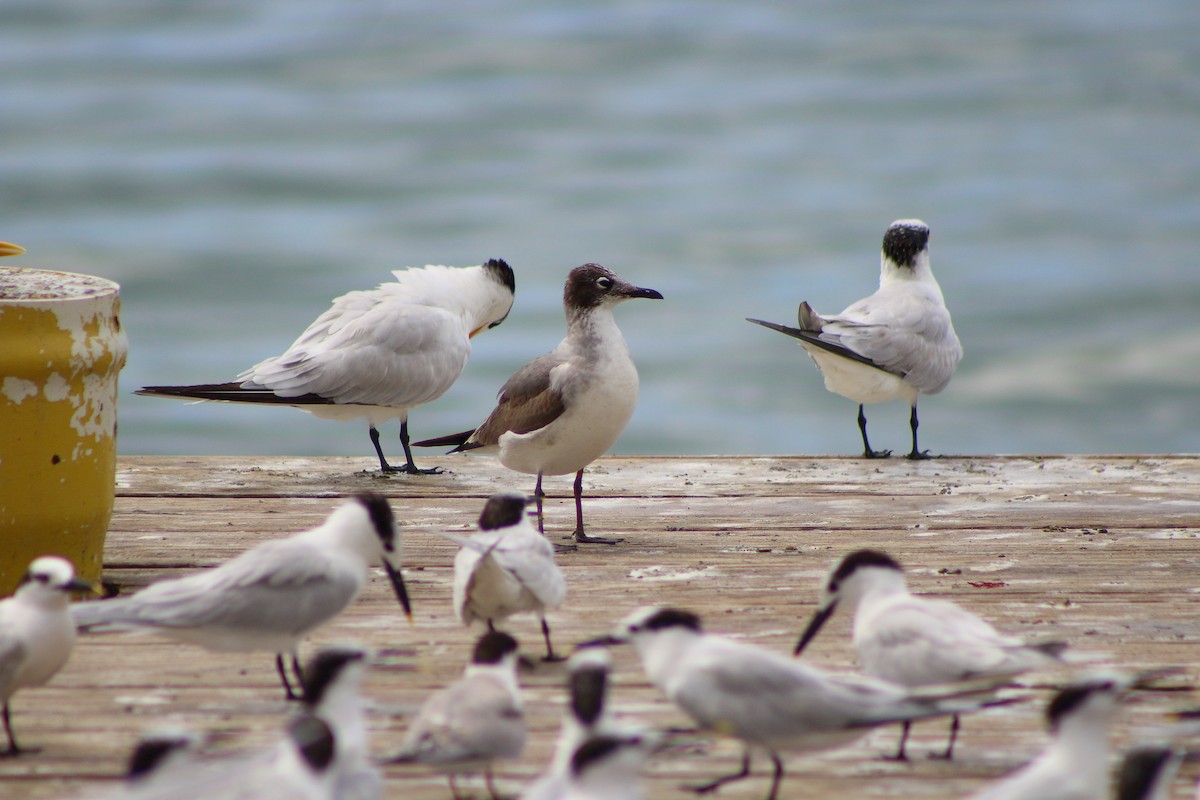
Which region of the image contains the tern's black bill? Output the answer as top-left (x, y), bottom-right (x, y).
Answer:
top-left (575, 635), bottom-right (625, 649)
top-left (794, 603), bottom-right (836, 656)
top-left (384, 560), bottom-right (412, 621)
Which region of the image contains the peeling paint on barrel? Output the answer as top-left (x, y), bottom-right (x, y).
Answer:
top-left (0, 268), bottom-right (128, 594)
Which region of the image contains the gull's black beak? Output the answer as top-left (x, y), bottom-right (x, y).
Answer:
top-left (384, 560), bottom-right (412, 622)
top-left (794, 602), bottom-right (836, 656)
top-left (625, 286), bottom-right (664, 300)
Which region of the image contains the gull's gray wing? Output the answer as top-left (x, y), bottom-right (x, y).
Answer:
top-left (468, 353), bottom-right (568, 446)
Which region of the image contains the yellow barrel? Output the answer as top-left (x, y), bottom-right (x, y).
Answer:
top-left (0, 267), bottom-right (128, 595)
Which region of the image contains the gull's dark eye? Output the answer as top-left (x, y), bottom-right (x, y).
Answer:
top-left (597, 277), bottom-right (613, 289)
top-left (35, 574), bottom-right (50, 584)
top-left (827, 580), bottom-right (839, 593)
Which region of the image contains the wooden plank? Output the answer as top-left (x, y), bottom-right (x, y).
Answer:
top-left (2, 455), bottom-right (1199, 798)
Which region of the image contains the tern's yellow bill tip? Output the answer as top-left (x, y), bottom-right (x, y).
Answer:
top-left (0, 241), bottom-right (26, 257)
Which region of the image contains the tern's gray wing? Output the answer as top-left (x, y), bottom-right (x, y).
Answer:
top-left (396, 675), bottom-right (525, 764)
top-left (73, 540), bottom-right (360, 636)
top-left (825, 290), bottom-right (961, 394)
top-left (859, 597), bottom-right (1053, 685)
top-left (245, 298), bottom-right (471, 409)
top-left (670, 639), bottom-right (926, 743)
top-left (469, 354), bottom-right (567, 446)
top-left (0, 635), bottom-right (26, 699)
top-left (493, 538), bottom-right (567, 608)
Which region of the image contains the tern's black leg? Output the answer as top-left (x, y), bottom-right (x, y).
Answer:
top-left (290, 653), bottom-right (306, 696)
top-left (858, 405), bottom-right (892, 459)
top-left (540, 617), bottom-right (565, 662)
top-left (485, 766), bottom-right (504, 800)
top-left (767, 751), bottom-right (785, 800)
top-left (397, 420), bottom-right (442, 474)
top-left (686, 748), bottom-right (753, 795)
top-left (276, 653), bottom-right (300, 700)
top-left (369, 425), bottom-right (393, 471)
top-left (905, 404), bottom-right (931, 460)
top-left (572, 469), bottom-right (623, 545)
top-left (929, 714), bottom-right (960, 760)
top-left (372, 422), bottom-right (442, 474)
top-left (883, 720), bottom-right (912, 761)
top-left (1, 703), bottom-right (21, 756)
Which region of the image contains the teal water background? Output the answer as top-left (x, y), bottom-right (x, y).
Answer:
top-left (3, 0), bottom-right (1198, 459)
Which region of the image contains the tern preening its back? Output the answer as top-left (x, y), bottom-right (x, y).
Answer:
top-left (138, 258), bottom-right (515, 474)
top-left (443, 491), bottom-right (567, 660)
top-left (72, 493), bottom-right (411, 699)
top-left (794, 548), bottom-right (1065, 760)
top-left (748, 219), bottom-right (961, 459)
top-left (0, 556), bottom-right (92, 755)
top-left (602, 606), bottom-right (1007, 800)
top-left (416, 263), bottom-right (663, 546)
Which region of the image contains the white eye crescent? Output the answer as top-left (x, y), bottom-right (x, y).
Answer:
top-left (597, 277), bottom-right (613, 289)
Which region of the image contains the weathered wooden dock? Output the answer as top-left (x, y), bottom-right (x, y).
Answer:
top-left (4, 454), bottom-right (1200, 799)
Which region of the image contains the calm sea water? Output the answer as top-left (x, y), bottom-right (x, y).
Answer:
top-left (3, 0), bottom-right (1197, 459)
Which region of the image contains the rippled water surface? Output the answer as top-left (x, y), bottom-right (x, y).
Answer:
top-left (3, 0), bottom-right (1197, 459)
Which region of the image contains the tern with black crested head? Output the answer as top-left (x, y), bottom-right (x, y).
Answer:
top-left (968, 677), bottom-right (1127, 800)
top-left (794, 548), bottom-right (1065, 760)
top-left (138, 259), bottom-right (515, 474)
top-left (72, 494), bottom-right (411, 699)
top-left (522, 645), bottom-right (634, 800)
top-left (116, 714), bottom-right (339, 800)
top-left (391, 630), bottom-right (526, 800)
top-left (749, 219), bottom-right (961, 459)
top-left (441, 491), bottom-right (567, 660)
top-left (300, 646), bottom-right (380, 800)
top-left (416, 263), bottom-right (662, 545)
top-left (605, 606), bottom-right (1008, 800)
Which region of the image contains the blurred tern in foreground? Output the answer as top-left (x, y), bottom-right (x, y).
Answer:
top-left (416, 263), bottom-right (662, 545)
top-left (967, 677), bottom-right (1129, 800)
top-left (559, 734), bottom-right (656, 800)
top-left (390, 630), bottom-right (525, 800)
top-left (300, 647), bottom-right (381, 800)
top-left (122, 714), bottom-right (339, 800)
top-left (138, 259), bottom-right (515, 474)
top-left (794, 548), bottom-right (1065, 760)
top-left (443, 492), bottom-right (567, 660)
top-left (748, 219), bottom-right (961, 459)
top-left (599, 606), bottom-right (1008, 800)
top-left (522, 645), bottom-right (624, 800)
top-left (0, 556), bottom-right (92, 755)
top-left (72, 494), bottom-right (411, 699)
top-left (1115, 745), bottom-right (1183, 800)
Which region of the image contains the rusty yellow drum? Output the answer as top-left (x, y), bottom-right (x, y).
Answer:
top-left (0, 267), bottom-right (127, 594)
